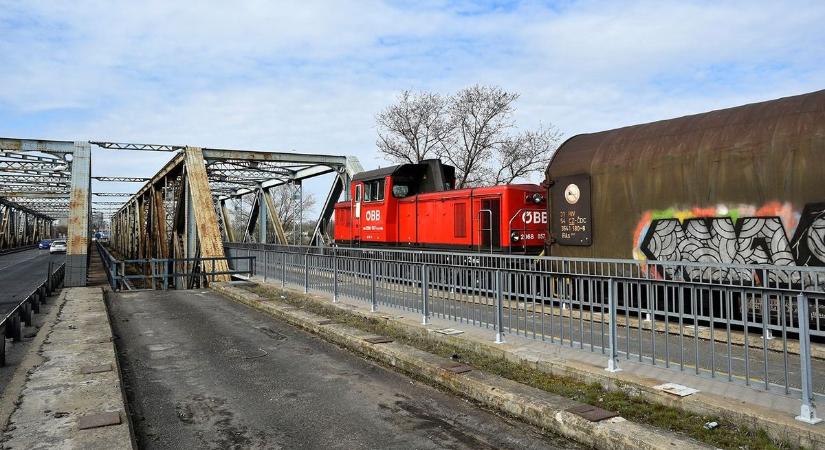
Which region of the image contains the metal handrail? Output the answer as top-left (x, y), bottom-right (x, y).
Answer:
top-left (96, 242), bottom-right (255, 291)
top-left (1, 261), bottom-right (65, 366)
top-left (224, 242), bottom-right (825, 293)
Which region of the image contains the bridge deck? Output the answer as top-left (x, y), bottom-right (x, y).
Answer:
top-left (107, 288), bottom-right (577, 449)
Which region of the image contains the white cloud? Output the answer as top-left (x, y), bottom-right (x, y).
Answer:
top-left (1, 0), bottom-right (824, 214)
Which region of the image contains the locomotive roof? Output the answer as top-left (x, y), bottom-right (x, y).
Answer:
top-left (352, 165), bottom-right (401, 181)
top-left (547, 88), bottom-right (825, 179)
top-left (352, 159), bottom-right (452, 182)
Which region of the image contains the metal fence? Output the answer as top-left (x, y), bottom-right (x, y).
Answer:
top-left (1, 261), bottom-right (64, 366)
top-left (97, 243), bottom-right (255, 291)
top-left (226, 242), bottom-right (825, 423)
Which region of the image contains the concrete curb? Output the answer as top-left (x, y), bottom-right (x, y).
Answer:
top-left (213, 282), bottom-right (709, 450)
top-left (1, 287), bottom-right (133, 450)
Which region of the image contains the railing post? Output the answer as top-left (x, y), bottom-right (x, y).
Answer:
top-left (422, 264), bottom-right (430, 325)
top-left (606, 278), bottom-right (622, 372)
top-left (370, 259), bottom-right (377, 313)
top-left (495, 269), bottom-right (505, 344)
top-left (119, 261), bottom-right (126, 291)
top-left (263, 250), bottom-right (268, 282)
top-left (162, 259), bottom-right (169, 290)
top-left (333, 250), bottom-right (339, 303)
top-left (303, 253), bottom-right (309, 293)
top-left (796, 293), bottom-right (822, 424)
top-left (46, 261), bottom-right (52, 296)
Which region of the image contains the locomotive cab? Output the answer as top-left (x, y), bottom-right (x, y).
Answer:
top-left (334, 160), bottom-right (547, 254)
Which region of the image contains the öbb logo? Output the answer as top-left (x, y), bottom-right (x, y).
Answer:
top-left (522, 211), bottom-right (547, 225)
top-left (365, 210), bottom-right (381, 222)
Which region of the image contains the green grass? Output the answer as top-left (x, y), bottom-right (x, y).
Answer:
top-left (244, 283), bottom-right (796, 450)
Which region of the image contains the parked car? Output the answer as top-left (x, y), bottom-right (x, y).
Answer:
top-left (49, 240), bottom-right (67, 254)
top-left (38, 239), bottom-right (53, 249)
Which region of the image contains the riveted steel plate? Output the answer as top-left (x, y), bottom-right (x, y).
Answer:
top-left (363, 336), bottom-right (394, 344)
top-left (565, 404), bottom-right (618, 422)
top-left (77, 411), bottom-right (122, 430)
top-left (441, 362), bottom-right (473, 374)
top-left (80, 364), bottom-right (113, 374)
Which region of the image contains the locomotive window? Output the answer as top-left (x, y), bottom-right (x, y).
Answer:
top-left (355, 184), bottom-right (361, 202)
top-left (364, 179), bottom-right (385, 202)
top-left (392, 185), bottom-right (410, 198)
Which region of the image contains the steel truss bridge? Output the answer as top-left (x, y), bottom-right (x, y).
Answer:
top-left (0, 137), bottom-right (361, 287)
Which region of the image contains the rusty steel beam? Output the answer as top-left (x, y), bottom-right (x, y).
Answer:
top-left (263, 189), bottom-right (289, 244)
top-left (93, 192), bottom-right (135, 197)
top-left (0, 138), bottom-right (76, 154)
top-left (92, 176), bottom-right (151, 182)
top-left (65, 141), bottom-right (91, 287)
top-left (183, 147), bottom-right (229, 281)
top-left (91, 141), bottom-right (184, 152)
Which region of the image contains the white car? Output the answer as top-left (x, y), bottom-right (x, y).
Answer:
top-left (49, 240), bottom-right (67, 254)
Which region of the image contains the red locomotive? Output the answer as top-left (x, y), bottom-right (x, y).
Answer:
top-left (334, 160), bottom-right (547, 254)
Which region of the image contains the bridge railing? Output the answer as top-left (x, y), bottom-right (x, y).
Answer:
top-left (96, 242), bottom-right (255, 291)
top-left (1, 261), bottom-right (64, 367)
top-left (225, 242), bottom-right (825, 423)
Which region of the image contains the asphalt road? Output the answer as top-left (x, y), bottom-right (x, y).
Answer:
top-left (108, 289), bottom-right (579, 450)
top-left (0, 248), bottom-right (64, 317)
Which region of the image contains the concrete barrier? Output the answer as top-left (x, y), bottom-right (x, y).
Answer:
top-left (1, 287), bottom-right (133, 449)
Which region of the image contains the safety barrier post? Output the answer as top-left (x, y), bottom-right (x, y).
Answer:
top-left (282, 252), bottom-right (286, 287)
top-left (22, 298), bottom-right (32, 326)
top-left (263, 250), bottom-right (268, 282)
top-left (370, 259), bottom-right (377, 313)
top-left (304, 253), bottom-right (309, 293)
top-left (495, 269), bottom-right (505, 344)
top-left (333, 249), bottom-right (339, 303)
top-left (45, 261), bottom-right (53, 296)
top-left (796, 293), bottom-right (822, 424)
top-left (421, 264), bottom-right (430, 325)
top-left (606, 278), bottom-right (621, 372)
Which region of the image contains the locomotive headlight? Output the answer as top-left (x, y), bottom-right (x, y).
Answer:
top-left (510, 231), bottom-right (521, 242)
top-left (529, 193), bottom-right (544, 204)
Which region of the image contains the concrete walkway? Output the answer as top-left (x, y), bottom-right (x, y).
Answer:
top-left (1, 287), bottom-right (132, 450)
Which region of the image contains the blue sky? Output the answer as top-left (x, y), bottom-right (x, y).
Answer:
top-left (1, 0), bottom-right (824, 214)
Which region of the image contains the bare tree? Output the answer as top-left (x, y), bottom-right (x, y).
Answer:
top-left (376, 90), bottom-right (451, 164)
top-left (375, 84), bottom-right (561, 187)
top-left (491, 125), bottom-right (563, 185)
top-left (445, 85), bottom-right (518, 188)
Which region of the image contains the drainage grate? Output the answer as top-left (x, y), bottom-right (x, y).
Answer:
top-left (77, 411), bottom-right (122, 430)
top-left (565, 404), bottom-right (618, 422)
top-left (440, 362), bottom-right (473, 374)
top-left (80, 364), bottom-right (113, 375)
